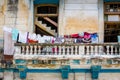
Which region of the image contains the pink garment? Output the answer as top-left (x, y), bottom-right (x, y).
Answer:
top-left (84, 32), bottom-right (91, 39)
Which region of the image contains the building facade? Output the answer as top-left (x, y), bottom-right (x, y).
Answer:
top-left (0, 0), bottom-right (120, 80)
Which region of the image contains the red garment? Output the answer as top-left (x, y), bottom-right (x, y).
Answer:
top-left (28, 39), bottom-right (38, 43)
top-left (71, 33), bottom-right (79, 38)
top-left (64, 35), bottom-right (70, 38)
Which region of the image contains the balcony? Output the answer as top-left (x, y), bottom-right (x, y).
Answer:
top-left (14, 43), bottom-right (120, 60)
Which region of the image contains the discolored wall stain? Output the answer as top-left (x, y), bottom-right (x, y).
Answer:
top-left (64, 15), bottom-right (98, 35)
top-left (59, 0), bottom-right (99, 35)
top-left (0, 0), bottom-right (31, 39)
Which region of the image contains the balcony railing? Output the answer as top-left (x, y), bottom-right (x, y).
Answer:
top-left (14, 43), bottom-right (120, 60)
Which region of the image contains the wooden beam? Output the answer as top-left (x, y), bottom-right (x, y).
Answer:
top-left (35, 14), bottom-right (58, 17)
top-left (35, 21), bottom-right (55, 36)
top-left (43, 17), bottom-right (58, 27)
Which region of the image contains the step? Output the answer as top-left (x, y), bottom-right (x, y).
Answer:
top-left (42, 24), bottom-right (47, 27)
top-left (51, 29), bottom-right (56, 33)
top-left (46, 26), bottom-right (51, 31)
top-left (38, 21), bottom-right (42, 24)
top-left (4, 71), bottom-right (13, 80)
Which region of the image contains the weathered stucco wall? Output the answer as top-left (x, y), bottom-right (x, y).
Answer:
top-left (0, 72), bottom-right (120, 80)
top-left (0, 0), bottom-right (6, 39)
top-left (60, 0), bottom-right (99, 35)
top-left (26, 73), bottom-right (120, 80)
top-left (0, 0), bottom-right (33, 47)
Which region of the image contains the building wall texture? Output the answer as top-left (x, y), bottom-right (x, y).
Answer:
top-left (0, 0), bottom-right (33, 47)
top-left (59, 0), bottom-right (99, 35)
top-left (26, 73), bottom-right (120, 80)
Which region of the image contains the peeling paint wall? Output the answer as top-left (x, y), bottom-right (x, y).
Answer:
top-left (0, 0), bottom-right (33, 47)
top-left (60, 0), bottom-right (99, 35)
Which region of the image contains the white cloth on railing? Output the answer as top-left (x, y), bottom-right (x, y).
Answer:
top-left (36, 34), bottom-right (41, 43)
top-left (28, 33), bottom-right (37, 41)
top-left (18, 31), bottom-right (28, 43)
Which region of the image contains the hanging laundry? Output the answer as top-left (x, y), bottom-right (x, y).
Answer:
top-left (28, 33), bottom-right (38, 43)
top-left (3, 26), bottom-right (12, 33)
top-left (79, 32), bottom-right (84, 38)
top-left (91, 33), bottom-right (99, 43)
top-left (54, 36), bottom-right (63, 43)
top-left (18, 31), bottom-right (28, 43)
top-left (76, 38), bottom-right (83, 43)
top-left (3, 26), bottom-right (14, 55)
top-left (71, 33), bottom-right (79, 38)
top-left (84, 32), bottom-right (91, 39)
top-left (12, 28), bottom-right (19, 41)
top-left (83, 32), bottom-right (91, 43)
top-left (36, 34), bottom-right (41, 43)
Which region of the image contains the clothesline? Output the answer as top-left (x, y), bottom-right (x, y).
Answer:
top-left (3, 27), bottom-right (99, 44)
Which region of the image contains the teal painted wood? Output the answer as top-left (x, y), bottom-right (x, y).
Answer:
top-left (61, 65), bottom-right (70, 79)
top-left (20, 70), bottom-right (27, 79)
top-left (34, 0), bottom-right (59, 5)
top-left (0, 68), bottom-right (120, 73)
top-left (91, 65), bottom-right (101, 79)
top-left (104, 0), bottom-right (120, 2)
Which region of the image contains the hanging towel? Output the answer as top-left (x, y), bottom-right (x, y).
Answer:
top-left (18, 31), bottom-right (28, 43)
top-left (4, 31), bottom-right (14, 55)
top-left (12, 28), bottom-right (19, 41)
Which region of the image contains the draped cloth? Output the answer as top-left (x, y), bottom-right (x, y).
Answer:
top-left (4, 27), bottom-right (14, 55)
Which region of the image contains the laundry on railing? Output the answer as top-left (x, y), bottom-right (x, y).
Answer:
top-left (9, 27), bottom-right (99, 44)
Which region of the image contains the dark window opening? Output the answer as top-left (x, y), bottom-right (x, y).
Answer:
top-left (37, 6), bottom-right (57, 14)
top-left (104, 2), bottom-right (120, 42)
top-left (35, 4), bottom-right (58, 36)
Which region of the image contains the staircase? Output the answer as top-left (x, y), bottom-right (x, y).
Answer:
top-left (34, 4), bottom-right (58, 36)
top-left (35, 20), bottom-right (57, 36)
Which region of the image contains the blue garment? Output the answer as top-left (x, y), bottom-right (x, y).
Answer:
top-left (12, 28), bottom-right (19, 41)
top-left (91, 33), bottom-right (98, 43)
